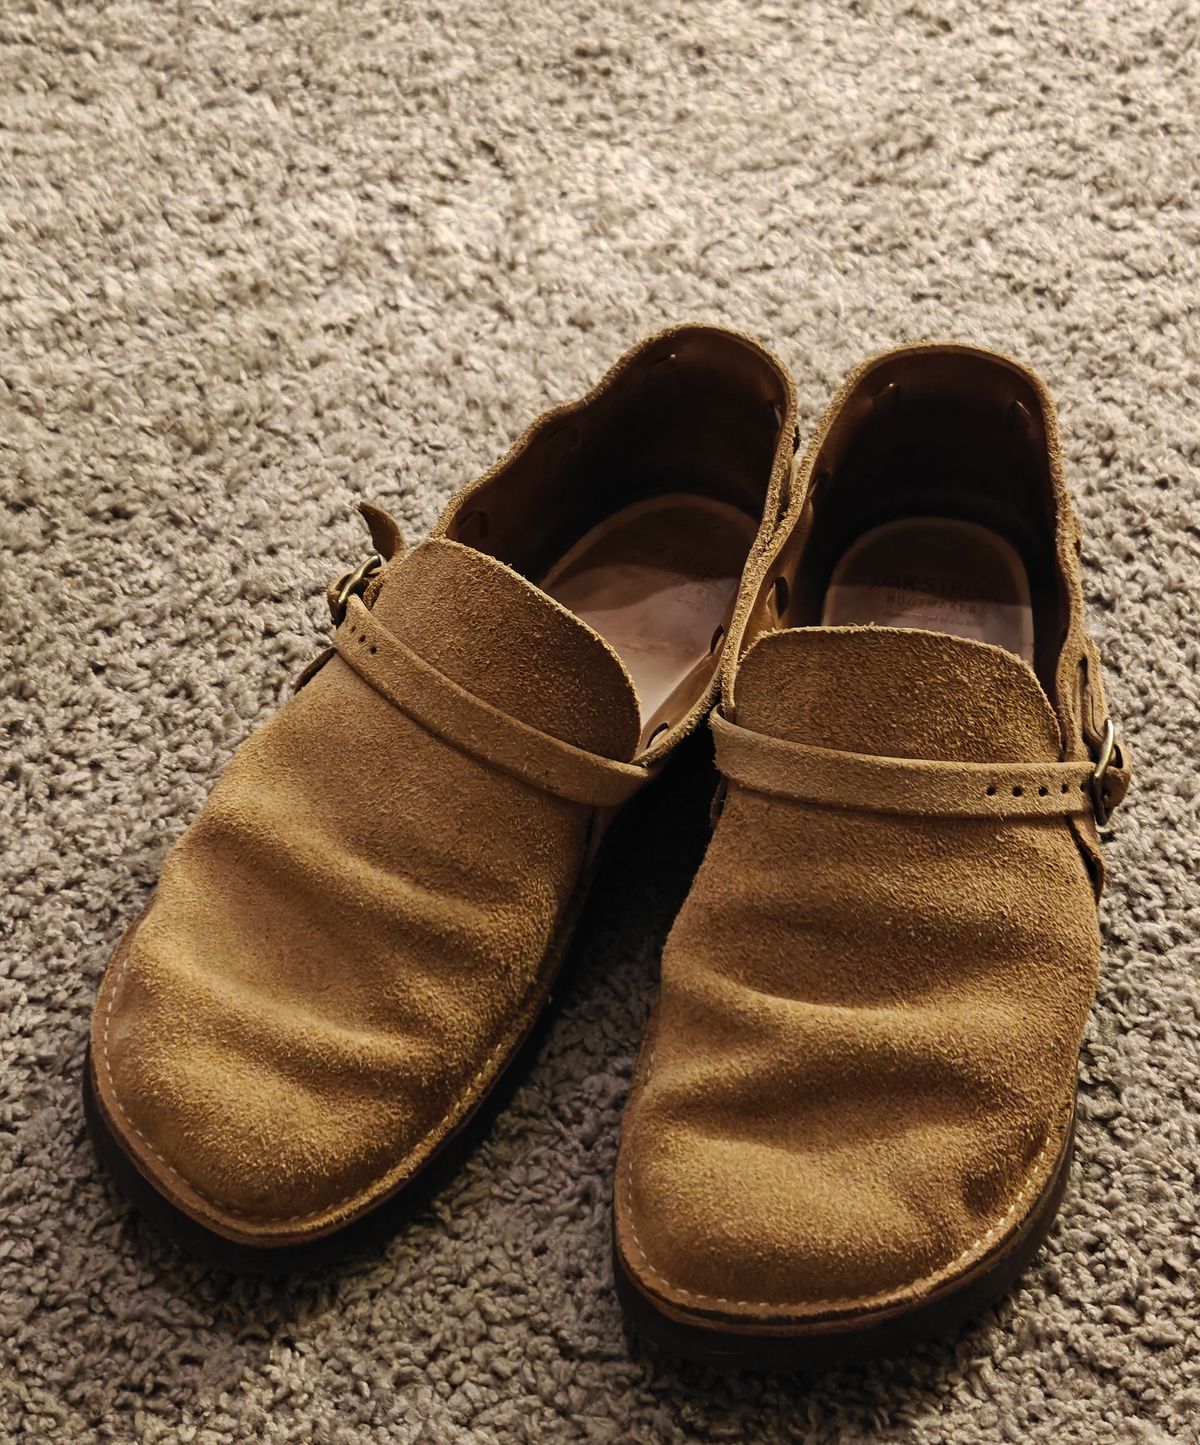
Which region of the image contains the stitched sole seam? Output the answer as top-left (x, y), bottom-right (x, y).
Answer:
top-left (97, 916), bottom-right (559, 1232)
top-left (619, 1045), bottom-right (1069, 1318)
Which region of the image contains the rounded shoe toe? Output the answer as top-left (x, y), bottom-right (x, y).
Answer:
top-left (93, 931), bottom-right (421, 1241)
top-left (618, 1110), bottom-right (1058, 1322)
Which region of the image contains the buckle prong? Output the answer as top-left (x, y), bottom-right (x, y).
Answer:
top-left (1089, 717), bottom-right (1120, 827)
top-left (331, 553), bottom-right (384, 626)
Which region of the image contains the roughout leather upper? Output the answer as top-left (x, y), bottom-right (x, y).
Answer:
top-left (618, 627), bottom-right (1099, 1311)
top-left (615, 343), bottom-right (1130, 1323)
top-left (94, 541), bottom-right (642, 1236)
top-left (90, 324), bottom-right (798, 1245)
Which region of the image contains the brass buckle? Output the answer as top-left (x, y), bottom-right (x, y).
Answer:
top-left (330, 553), bottom-right (383, 626)
top-left (1088, 717), bottom-right (1121, 827)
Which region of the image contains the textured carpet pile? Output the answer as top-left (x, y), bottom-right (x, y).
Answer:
top-left (2, 2), bottom-right (1197, 1441)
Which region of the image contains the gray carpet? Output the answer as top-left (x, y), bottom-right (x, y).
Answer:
top-left (2, 1), bottom-right (1196, 1440)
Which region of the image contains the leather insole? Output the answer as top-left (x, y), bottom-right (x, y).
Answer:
top-left (540, 494), bottom-right (759, 749)
top-left (821, 517), bottom-right (1035, 663)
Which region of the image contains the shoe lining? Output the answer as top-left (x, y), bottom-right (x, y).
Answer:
top-left (540, 494), bottom-right (758, 748)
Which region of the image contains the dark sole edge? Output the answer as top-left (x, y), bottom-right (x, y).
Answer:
top-left (81, 729), bottom-right (719, 1277)
top-left (79, 768), bottom-right (653, 1277)
top-left (83, 973), bottom-right (567, 1278)
top-left (81, 783), bottom-right (650, 1276)
top-left (79, 722), bottom-right (720, 1277)
top-left (614, 1118), bottom-right (1076, 1371)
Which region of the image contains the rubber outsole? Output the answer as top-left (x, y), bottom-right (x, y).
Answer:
top-left (83, 987), bottom-right (564, 1277)
top-left (82, 728), bottom-right (719, 1276)
top-left (83, 839), bottom-right (612, 1277)
top-left (83, 836), bottom-right (612, 1273)
top-left (614, 1117), bottom-right (1076, 1371)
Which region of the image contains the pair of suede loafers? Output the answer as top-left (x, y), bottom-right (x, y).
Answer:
top-left (85, 327), bottom-right (1130, 1369)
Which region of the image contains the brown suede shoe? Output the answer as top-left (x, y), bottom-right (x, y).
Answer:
top-left (614, 343), bottom-right (1131, 1367)
top-left (86, 325), bottom-right (798, 1271)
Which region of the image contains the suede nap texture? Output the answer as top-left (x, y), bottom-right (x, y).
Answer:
top-left (3, 2), bottom-right (1197, 1441)
top-left (88, 326), bottom-right (795, 1244)
top-left (616, 345), bottom-right (1131, 1323)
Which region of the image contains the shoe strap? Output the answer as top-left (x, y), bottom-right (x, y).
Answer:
top-left (334, 597), bottom-right (655, 807)
top-left (711, 711), bottom-right (1130, 821)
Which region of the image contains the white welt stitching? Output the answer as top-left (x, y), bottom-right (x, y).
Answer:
top-left (619, 1051), bottom-right (1065, 1315)
top-left (98, 931), bottom-right (517, 1228)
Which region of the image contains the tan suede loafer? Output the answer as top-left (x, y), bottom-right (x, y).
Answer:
top-left (86, 324), bottom-right (798, 1271)
top-left (614, 343), bottom-right (1131, 1367)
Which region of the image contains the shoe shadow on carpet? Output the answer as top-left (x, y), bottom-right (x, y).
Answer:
top-left (75, 723), bottom-right (1065, 1430)
top-left (78, 728), bottom-right (715, 1309)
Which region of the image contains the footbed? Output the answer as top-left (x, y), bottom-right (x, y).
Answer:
top-left (540, 494), bottom-right (759, 748)
top-left (821, 517), bottom-right (1035, 663)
